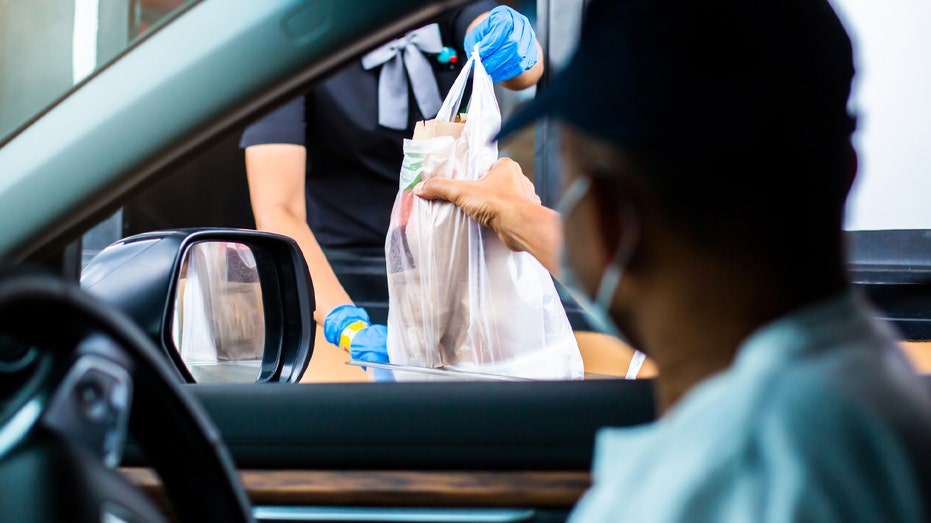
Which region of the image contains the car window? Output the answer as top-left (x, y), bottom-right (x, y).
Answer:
top-left (83, 0), bottom-right (653, 385)
top-left (72, 0), bottom-right (931, 384)
top-left (0, 0), bottom-right (193, 145)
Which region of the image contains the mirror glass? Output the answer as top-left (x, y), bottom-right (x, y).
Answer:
top-left (171, 242), bottom-right (265, 383)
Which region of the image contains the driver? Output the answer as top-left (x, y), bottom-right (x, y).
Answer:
top-left (415, 0), bottom-right (931, 519)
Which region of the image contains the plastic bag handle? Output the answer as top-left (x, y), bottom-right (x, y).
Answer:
top-left (435, 46), bottom-right (482, 123)
top-left (463, 49), bottom-right (500, 137)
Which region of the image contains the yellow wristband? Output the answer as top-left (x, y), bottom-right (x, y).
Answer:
top-left (338, 320), bottom-right (369, 351)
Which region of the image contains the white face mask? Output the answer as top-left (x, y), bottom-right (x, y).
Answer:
top-left (557, 176), bottom-right (646, 379)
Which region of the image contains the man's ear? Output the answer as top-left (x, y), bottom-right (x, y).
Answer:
top-left (588, 178), bottom-right (618, 256)
top-left (589, 177), bottom-right (639, 268)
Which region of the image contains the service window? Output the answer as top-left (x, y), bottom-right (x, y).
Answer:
top-left (68, 0), bottom-right (931, 384)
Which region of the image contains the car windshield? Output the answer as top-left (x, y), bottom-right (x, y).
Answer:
top-left (0, 0), bottom-right (194, 144)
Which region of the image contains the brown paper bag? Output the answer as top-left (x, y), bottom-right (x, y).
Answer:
top-left (412, 119), bottom-right (464, 141)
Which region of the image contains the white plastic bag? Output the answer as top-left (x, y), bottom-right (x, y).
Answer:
top-left (384, 50), bottom-right (583, 380)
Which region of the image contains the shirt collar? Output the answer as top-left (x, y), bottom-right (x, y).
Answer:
top-left (592, 287), bottom-right (885, 473)
top-left (731, 288), bottom-right (881, 375)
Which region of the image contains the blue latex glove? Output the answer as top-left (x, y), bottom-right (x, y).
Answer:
top-left (349, 324), bottom-right (389, 365)
top-left (464, 5), bottom-right (539, 83)
top-left (323, 305), bottom-right (392, 381)
top-left (351, 325), bottom-right (395, 383)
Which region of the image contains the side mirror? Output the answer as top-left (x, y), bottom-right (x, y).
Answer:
top-left (81, 229), bottom-right (314, 383)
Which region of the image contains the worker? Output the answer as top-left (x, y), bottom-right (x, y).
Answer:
top-left (415, 0), bottom-right (931, 519)
top-left (240, 2), bottom-right (543, 366)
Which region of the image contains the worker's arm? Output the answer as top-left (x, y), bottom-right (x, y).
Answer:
top-left (414, 158), bottom-right (562, 276)
top-left (500, 41), bottom-right (544, 91)
top-left (465, 6), bottom-right (544, 91)
top-left (244, 144), bottom-right (352, 323)
top-left (245, 144), bottom-right (389, 372)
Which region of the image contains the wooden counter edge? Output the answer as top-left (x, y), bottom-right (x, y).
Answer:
top-left (121, 468), bottom-right (592, 508)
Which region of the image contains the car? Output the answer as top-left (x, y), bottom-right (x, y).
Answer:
top-left (0, 0), bottom-right (929, 522)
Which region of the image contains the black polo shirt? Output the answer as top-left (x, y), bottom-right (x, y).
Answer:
top-left (240, 1), bottom-right (496, 250)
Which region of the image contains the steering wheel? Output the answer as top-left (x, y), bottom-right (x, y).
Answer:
top-left (0, 272), bottom-right (253, 522)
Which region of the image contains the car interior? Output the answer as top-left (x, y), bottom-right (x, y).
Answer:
top-left (0, 0), bottom-right (929, 522)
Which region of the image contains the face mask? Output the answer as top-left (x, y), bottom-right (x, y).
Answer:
top-left (557, 176), bottom-right (646, 379)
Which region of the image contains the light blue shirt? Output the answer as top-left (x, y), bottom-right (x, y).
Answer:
top-left (570, 290), bottom-right (931, 522)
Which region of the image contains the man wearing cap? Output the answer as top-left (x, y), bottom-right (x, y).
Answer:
top-left (240, 2), bottom-right (543, 368)
top-left (417, 0), bottom-right (931, 519)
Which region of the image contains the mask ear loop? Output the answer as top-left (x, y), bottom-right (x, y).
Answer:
top-left (556, 176), bottom-right (592, 218)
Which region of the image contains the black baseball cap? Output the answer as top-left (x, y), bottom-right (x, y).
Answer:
top-left (498, 0), bottom-right (857, 152)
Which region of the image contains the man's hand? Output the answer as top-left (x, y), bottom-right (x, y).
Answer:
top-left (465, 6), bottom-right (543, 88)
top-left (415, 158), bottom-right (537, 250)
top-left (414, 158), bottom-right (562, 275)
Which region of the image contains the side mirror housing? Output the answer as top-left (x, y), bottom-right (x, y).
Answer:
top-left (81, 228), bottom-right (314, 383)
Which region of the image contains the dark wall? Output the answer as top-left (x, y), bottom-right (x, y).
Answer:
top-left (123, 127), bottom-right (256, 234)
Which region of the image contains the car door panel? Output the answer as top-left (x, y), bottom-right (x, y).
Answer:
top-left (182, 380), bottom-right (655, 471)
top-left (119, 381), bottom-right (653, 521)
